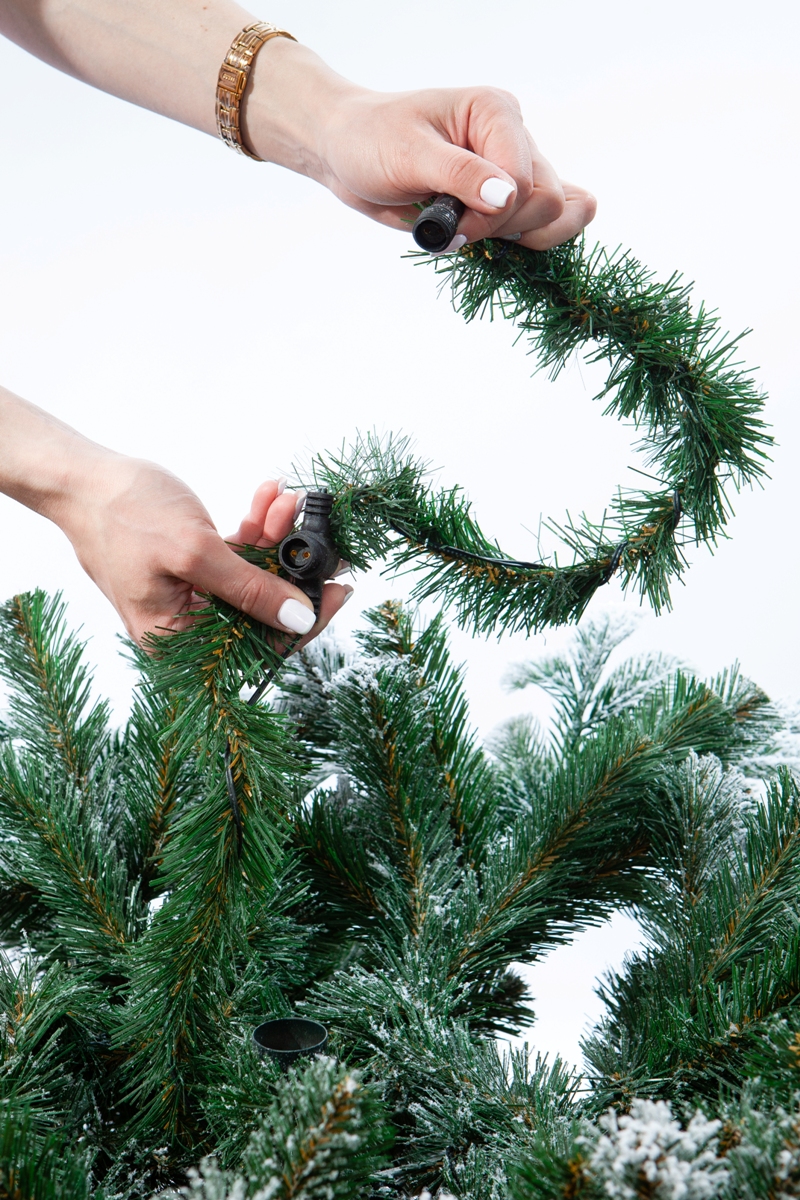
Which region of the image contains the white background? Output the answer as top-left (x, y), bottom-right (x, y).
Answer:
top-left (1, 0), bottom-right (797, 1068)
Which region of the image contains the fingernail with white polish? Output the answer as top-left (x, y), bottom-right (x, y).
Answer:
top-left (276, 476), bottom-right (287, 494)
top-left (293, 491), bottom-right (307, 520)
top-left (501, 231), bottom-right (522, 242)
top-left (341, 587), bottom-right (355, 606)
top-left (277, 598), bottom-right (315, 635)
top-left (480, 177), bottom-right (515, 209)
top-left (445, 233), bottom-right (468, 252)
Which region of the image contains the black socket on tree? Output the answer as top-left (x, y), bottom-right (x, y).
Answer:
top-left (278, 490), bottom-right (340, 617)
top-left (252, 1017), bottom-right (328, 1070)
top-left (411, 194), bottom-right (466, 253)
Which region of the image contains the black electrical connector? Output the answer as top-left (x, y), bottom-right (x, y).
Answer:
top-left (277, 489), bottom-right (340, 618)
top-left (412, 194), bottom-right (465, 253)
top-left (252, 1017), bottom-right (328, 1070)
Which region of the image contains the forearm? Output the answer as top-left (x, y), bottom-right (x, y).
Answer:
top-left (0, 0), bottom-right (355, 178)
top-left (0, 387), bottom-right (116, 532)
top-left (0, 0), bottom-right (250, 133)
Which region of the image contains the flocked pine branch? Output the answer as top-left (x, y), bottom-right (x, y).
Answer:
top-left (0, 595), bottom-right (797, 1199)
top-left (160, 1057), bottom-right (390, 1200)
top-left (583, 761), bottom-right (800, 1110)
top-left (116, 645), bottom-right (304, 1139)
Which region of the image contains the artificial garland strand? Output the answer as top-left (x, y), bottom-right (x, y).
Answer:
top-left (301, 235), bottom-right (770, 633)
top-left (147, 234), bottom-right (772, 704)
top-left (425, 236), bottom-right (769, 576)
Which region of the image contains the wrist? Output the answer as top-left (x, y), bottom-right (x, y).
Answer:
top-left (241, 36), bottom-right (365, 182)
top-left (52, 447), bottom-right (140, 555)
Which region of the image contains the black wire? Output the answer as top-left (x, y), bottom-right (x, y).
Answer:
top-left (601, 490), bottom-right (683, 585)
top-left (672, 488), bottom-right (683, 530)
top-left (224, 739), bottom-right (243, 857)
top-left (247, 635), bottom-right (300, 707)
top-left (247, 674), bottom-right (275, 709)
top-left (602, 542), bottom-right (628, 584)
top-left (432, 543), bottom-right (546, 571)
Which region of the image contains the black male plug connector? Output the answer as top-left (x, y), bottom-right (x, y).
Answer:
top-left (412, 194), bottom-right (465, 253)
top-left (278, 490), bottom-right (340, 617)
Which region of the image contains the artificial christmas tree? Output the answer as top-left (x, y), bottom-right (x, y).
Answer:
top-left (3, 590), bottom-right (800, 1200)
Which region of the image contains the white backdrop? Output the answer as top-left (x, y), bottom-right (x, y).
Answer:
top-left (1, 0), bottom-right (797, 1067)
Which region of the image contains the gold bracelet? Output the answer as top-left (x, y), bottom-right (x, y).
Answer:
top-left (216, 21), bottom-right (297, 161)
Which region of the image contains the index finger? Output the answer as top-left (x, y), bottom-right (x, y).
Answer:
top-left (453, 111), bottom-right (566, 243)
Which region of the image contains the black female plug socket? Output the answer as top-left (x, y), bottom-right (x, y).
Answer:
top-left (253, 1017), bottom-right (328, 1070)
top-left (412, 194), bottom-right (465, 253)
top-left (278, 490), bottom-right (340, 617)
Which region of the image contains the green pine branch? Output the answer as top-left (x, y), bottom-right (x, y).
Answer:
top-left (118, 619), bottom-right (306, 1139)
top-left (584, 766), bottom-right (800, 1106)
top-left (0, 588), bottom-right (795, 1197)
top-left (0, 1106), bottom-right (98, 1200)
top-left (289, 606), bottom-right (781, 1042)
top-left (117, 717), bottom-right (299, 1138)
top-left (0, 592), bottom-right (110, 787)
top-left (0, 952), bottom-right (105, 1157)
top-left (423, 237), bottom-right (770, 511)
top-left (0, 750), bottom-right (133, 962)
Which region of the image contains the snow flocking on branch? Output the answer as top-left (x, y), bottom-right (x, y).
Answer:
top-left (582, 1099), bottom-right (729, 1199)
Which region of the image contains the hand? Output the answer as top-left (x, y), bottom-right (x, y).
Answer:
top-left (247, 41), bottom-right (596, 252)
top-left (320, 89), bottom-right (596, 252)
top-left (58, 454), bottom-right (351, 647)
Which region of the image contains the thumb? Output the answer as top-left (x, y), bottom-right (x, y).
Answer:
top-left (412, 140), bottom-right (519, 237)
top-left (193, 536), bottom-right (317, 637)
